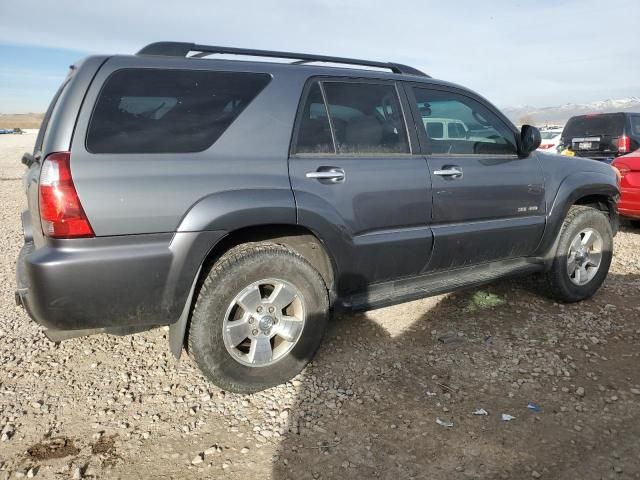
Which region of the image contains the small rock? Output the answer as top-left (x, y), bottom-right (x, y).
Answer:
top-left (204, 446), bottom-right (218, 456)
top-left (576, 387), bottom-right (585, 397)
top-left (630, 388), bottom-right (640, 395)
top-left (192, 454), bottom-right (204, 465)
top-left (438, 333), bottom-right (462, 344)
top-left (241, 447), bottom-right (249, 454)
top-left (532, 471), bottom-right (541, 478)
top-left (72, 467), bottom-right (83, 480)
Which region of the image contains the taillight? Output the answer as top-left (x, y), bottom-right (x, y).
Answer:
top-left (613, 162), bottom-right (631, 178)
top-left (38, 152), bottom-right (94, 238)
top-left (538, 144), bottom-right (554, 150)
top-left (617, 136), bottom-right (630, 153)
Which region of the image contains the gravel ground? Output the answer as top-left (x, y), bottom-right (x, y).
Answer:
top-left (1, 132), bottom-right (639, 479)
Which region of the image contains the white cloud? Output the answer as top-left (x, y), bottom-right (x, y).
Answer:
top-left (0, 0), bottom-right (639, 106)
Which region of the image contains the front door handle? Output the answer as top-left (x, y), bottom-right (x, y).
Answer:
top-left (433, 166), bottom-right (463, 179)
top-left (305, 168), bottom-right (345, 183)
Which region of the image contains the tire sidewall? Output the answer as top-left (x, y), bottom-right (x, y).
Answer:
top-left (551, 208), bottom-right (613, 302)
top-left (190, 246), bottom-right (328, 392)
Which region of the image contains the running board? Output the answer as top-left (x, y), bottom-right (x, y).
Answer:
top-left (342, 258), bottom-right (544, 311)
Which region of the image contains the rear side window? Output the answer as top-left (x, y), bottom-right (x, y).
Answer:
top-left (86, 69), bottom-right (271, 154)
top-left (294, 80), bottom-right (409, 155)
top-left (562, 114), bottom-right (625, 139)
top-left (34, 78), bottom-right (70, 155)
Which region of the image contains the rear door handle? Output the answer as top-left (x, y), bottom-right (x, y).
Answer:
top-left (305, 168), bottom-right (345, 182)
top-left (433, 167), bottom-right (463, 179)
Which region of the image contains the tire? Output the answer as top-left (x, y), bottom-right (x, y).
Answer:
top-left (543, 205), bottom-right (613, 303)
top-left (630, 220), bottom-right (640, 229)
top-left (188, 243), bottom-right (329, 393)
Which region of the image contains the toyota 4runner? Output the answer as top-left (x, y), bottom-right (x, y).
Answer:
top-left (16, 42), bottom-right (619, 392)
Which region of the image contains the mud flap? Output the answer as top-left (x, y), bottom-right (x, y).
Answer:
top-left (169, 266), bottom-right (201, 359)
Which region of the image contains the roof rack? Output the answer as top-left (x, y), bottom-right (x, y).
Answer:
top-left (137, 42), bottom-right (429, 77)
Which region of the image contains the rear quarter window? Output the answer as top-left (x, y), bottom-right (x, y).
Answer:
top-left (86, 69), bottom-right (271, 154)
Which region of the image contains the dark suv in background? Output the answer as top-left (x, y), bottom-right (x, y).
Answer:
top-left (16, 42), bottom-right (619, 393)
top-left (559, 112), bottom-right (640, 162)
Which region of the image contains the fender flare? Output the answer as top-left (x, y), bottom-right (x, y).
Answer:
top-left (535, 171), bottom-right (619, 259)
top-left (169, 188), bottom-right (297, 357)
top-left (177, 188), bottom-right (296, 233)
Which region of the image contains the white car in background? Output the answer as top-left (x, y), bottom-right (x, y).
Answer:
top-left (422, 118), bottom-right (496, 143)
top-left (537, 127), bottom-right (563, 153)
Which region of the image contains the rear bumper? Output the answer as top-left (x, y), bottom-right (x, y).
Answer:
top-left (16, 226), bottom-right (224, 333)
top-left (618, 187), bottom-right (640, 219)
top-left (573, 152), bottom-right (619, 163)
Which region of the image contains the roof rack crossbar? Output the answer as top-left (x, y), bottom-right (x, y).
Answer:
top-left (137, 42), bottom-right (429, 77)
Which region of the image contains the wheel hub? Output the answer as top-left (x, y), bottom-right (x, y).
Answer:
top-left (566, 228), bottom-right (603, 286)
top-left (258, 315), bottom-right (275, 333)
top-left (222, 278), bottom-right (306, 368)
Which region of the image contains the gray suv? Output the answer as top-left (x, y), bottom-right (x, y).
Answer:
top-left (16, 42), bottom-right (619, 393)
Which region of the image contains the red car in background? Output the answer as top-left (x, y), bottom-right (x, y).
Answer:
top-left (612, 150), bottom-right (640, 226)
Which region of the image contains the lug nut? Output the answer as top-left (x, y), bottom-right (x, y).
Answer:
top-left (249, 317), bottom-right (254, 324)
top-left (252, 329), bottom-right (259, 336)
top-left (268, 306), bottom-right (275, 313)
top-left (257, 306), bottom-right (263, 313)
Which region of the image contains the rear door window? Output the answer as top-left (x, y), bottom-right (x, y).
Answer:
top-left (293, 83), bottom-right (334, 154)
top-left (86, 69), bottom-right (271, 154)
top-left (293, 80), bottom-right (409, 155)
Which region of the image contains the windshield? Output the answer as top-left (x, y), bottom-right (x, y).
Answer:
top-left (562, 114), bottom-right (625, 139)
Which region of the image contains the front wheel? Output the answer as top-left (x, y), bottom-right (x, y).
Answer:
top-left (188, 243), bottom-right (329, 393)
top-left (543, 205), bottom-right (613, 302)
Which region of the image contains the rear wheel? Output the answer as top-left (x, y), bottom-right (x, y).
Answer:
top-left (188, 243), bottom-right (329, 393)
top-left (543, 206), bottom-right (613, 302)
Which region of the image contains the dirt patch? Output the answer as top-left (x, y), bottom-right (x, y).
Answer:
top-left (91, 434), bottom-right (117, 456)
top-left (26, 437), bottom-right (80, 461)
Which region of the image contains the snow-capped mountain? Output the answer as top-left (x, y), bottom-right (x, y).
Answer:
top-left (503, 97), bottom-right (640, 126)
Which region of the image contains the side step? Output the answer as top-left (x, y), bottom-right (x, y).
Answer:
top-left (342, 258), bottom-right (544, 311)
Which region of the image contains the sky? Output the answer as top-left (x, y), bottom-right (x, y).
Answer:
top-left (0, 0), bottom-right (638, 113)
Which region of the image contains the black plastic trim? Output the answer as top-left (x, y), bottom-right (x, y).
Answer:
top-left (137, 42), bottom-right (430, 77)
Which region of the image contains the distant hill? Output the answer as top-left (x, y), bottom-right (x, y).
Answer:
top-left (503, 97), bottom-right (640, 126)
top-left (0, 113), bottom-right (44, 129)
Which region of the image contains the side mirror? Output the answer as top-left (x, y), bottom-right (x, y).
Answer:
top-left (519, 125), bottom-right (541, 156)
